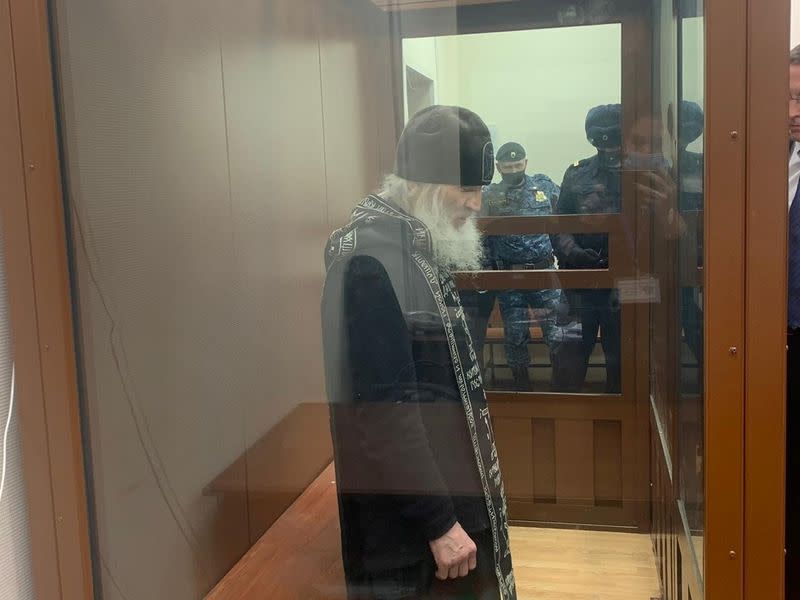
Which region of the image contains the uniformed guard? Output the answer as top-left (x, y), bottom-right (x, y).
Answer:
top-left (553, 104), bottom-right (622, 393)
top-left (482, 142), bottom-right (563, 391)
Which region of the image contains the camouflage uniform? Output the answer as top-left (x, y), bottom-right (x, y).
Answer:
top-left (482, 174), bottom-right (562, 388)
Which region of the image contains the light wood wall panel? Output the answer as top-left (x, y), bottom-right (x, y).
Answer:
top-left (493, 417), bottom-right (533, 500)
top-left (51, 0), bottom-right (396, 596)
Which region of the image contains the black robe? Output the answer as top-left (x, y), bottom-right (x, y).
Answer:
top-left (321, 195), bottom-right (515, 599)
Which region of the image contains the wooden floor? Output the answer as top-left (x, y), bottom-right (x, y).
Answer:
top-left (206, 464), bottom-right (661, 600)
top-left (510, 527), bottom-right (660, 600)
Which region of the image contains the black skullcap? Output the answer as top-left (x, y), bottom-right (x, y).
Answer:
top-left (394, 105), bottom-right (494, 187)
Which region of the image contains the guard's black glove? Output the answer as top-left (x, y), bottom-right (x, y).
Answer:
top-left (569, 248), bottom-right (606, 268)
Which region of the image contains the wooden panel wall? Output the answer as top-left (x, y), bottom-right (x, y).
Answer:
top-left (494, 410), bottom-right (631, 528)
top-left (50, 0), bottom-right (396, 596)
top-left (651, 406), bottom-right (703, 600)
top-left (219, 0), bottom-right (395, 546)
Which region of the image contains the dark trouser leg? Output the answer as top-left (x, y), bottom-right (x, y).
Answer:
top-left (550, 341), bottom-right (585, 392)
top-left (358, 560), bottom-right (434, 600)
top-left (549, 291), bottom-right (584, 392)
top-left (680, 286), bottom-right (704, 397)
top-left (787, 332), bottom-right (800, 596)
top-left (461, 289), bottom-right (497, 371)
top-left (599, 304), bottom-right (621, 394)
top-left (531, 288), bottom-right (561, 391)
top-left (499, 291), bottom-right (531, 390)
top-left (577, 304), bottom-right (601, 392)
top-left (681, 286), bottom-right (704, 366)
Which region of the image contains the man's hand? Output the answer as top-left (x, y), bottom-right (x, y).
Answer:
top-left (569, 247), bottom-right (605, 268)
top-left (636, 168), bottom-right (686, 239)
top-left (428, 522), bottom-right (477, 580)
top-left (636, 168), bottom-right (676, 209)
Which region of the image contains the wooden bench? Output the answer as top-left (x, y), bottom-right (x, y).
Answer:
top-left (204, 402), bottom-right (334, 545)
top-left (206, 464), bottom-right (346, 600)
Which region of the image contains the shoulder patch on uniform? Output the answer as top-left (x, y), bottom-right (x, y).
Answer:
top-left (535, 190), bottom-right (547, 202)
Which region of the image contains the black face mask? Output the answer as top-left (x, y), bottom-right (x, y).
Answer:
top-left (597, 149), bottom-right (621, 170)
top-left (622, 151), bottom-right (667, 172)
top-left (501, 171), bottom-right (525, 186)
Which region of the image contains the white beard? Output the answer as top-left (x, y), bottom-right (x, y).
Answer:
top-left (412, 202), bottom-right (484, 273)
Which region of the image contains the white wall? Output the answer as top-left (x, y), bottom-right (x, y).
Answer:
top-left (793, 0), bottom-right (800, 47)
top-left (682, 17), bottom-right (704, 153)
top-left (403, 25), bottom-right (621, 183)
top-left (404, 36), bottom-right (439, 121)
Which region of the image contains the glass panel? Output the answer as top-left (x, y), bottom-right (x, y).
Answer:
top-left (678, 1), bottom-right (705, 582)
top-left (791, 6), bottom-right (799, 600)
top-left (50, 0), bottom-right (705, 598)
top-left (650, 0), bottom-right (706, 591)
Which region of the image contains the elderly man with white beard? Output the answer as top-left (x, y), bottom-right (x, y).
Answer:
top-left (321, 105), bottom-right (516, 600)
